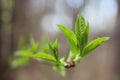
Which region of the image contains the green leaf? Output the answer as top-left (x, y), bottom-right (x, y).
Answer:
top-left (57, 24), bottom-right (77, 53)
top-left (53, 39), bottom-right (59, 61)
top-left (32, 52), bottom-right (56, 63)
top-left (75, 15), bottom-right (86, 49)
top-left (53, 64), bottom-right (66, 76)
top-left (82, 37), bottom-right (110, 57)
top-left (48, 40), bottom-right (54, 51)
top-left (67, 51), bottom-right (75, 62)
top-left (53, 39), bottom-right (58, 52)
top-left (11, 58), bottom-right (29, 68)
top-left (31, 42), bottom-right (39, 53)
top-left (48, 40), bottom-right (59, 61)
top-left (74, 54), bottom-right (82, 63)
top-left (60, 57), bottom-right (65, 65)
top-left (40, 35), bottom-right (50, 53)
top-left (80, 22), bottom-right (89, 49)
top-left (14, 50), bottom-right (33, 57)
top-left (29, 35), bottom-right (39, 52)
top-left (41, 43), bottom-right (50, 53)
top-left (75, 15), bottom-right (86, 33)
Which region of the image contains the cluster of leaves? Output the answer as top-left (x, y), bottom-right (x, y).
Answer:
top-left (11, 36), bottom-right (39, 68)
top-left (11, 15), bottom-right (109, 76)
top-left (57, 16), bottom-right (109, 63)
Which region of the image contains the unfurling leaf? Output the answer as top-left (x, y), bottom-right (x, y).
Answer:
top-left (48, 40), bottom-right (53, 51)
top-left (75, 15), bottom-right (89, 52)
top-left (53, 39), bottom-right (59, 61)
top-left (80, 22), bottom-right (89, 49)
top-left (48, 40), bottom-right (59, 61)
top-left (75, 15), bottom-right (86, 33)
top-left (75, 15), bottom-right (86, 49)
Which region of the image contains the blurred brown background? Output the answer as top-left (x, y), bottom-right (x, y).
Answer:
top-left (0, 0), bottom-right (120, 80)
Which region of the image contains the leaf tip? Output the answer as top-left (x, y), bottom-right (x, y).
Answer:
top-left (104, 37), bottom-right (110, 41)
top-left (56, 24), bottom-right (61, 27)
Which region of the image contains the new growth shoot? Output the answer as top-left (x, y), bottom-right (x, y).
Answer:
top-left (11, 15), bottom-right (110, 76)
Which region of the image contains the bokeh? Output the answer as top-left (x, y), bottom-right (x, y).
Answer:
top-left (0, 0), bottom-right (120, 80)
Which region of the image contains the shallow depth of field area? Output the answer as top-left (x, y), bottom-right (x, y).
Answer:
top-left (0, 0), bottom-right (120, 80)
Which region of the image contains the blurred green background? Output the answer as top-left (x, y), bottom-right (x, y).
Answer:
top-left (0, 0), bottom-right (120, 80)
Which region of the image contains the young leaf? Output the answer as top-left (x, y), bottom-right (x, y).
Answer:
top-left (80, 22), bottom-right (89, 49)
top-left (32, 52), bottom-right (56, 63)
top-left (53, 39), bottom-right (59, 61)
top-left (57, 24), bottom-right (77, 53)
top-left (60, 57), bottom-right (65, 65)
top-left (53, 39), bottom-right (58, 51)
top-left (48, 40), bottom-right (53, 50)
top-left (48, 40), bottom-right (59, 61)
top-left (67, 51), bottom-right (76, 62)
top-left (53, 64), bottom-right (66, 76)
top-left (75, 15), bottom-right (86, 49)
top-left (74, 54), bottom-right (82, 63)
top-left (11, 58), bottom-right (29, 68)
top-left (41, 43), bottom-right (51, 53)
top-left (82, 37), bottom-right (110, 57)
top-left (31, 42), bottom-right (39, 53)
top-left (75, 15), bottom-right (86, 33)
top-left (14, 50), bottom-right (33, 57)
